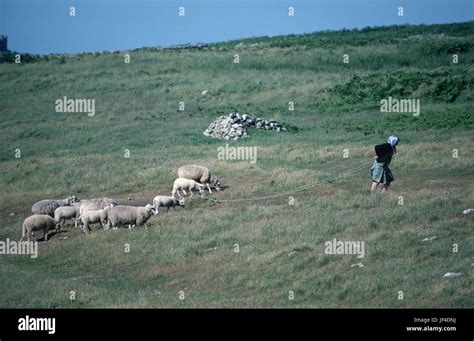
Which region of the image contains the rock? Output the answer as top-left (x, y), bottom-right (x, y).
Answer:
top-left (443, 272), bottom-right (463, 279)
top-left (463, 208), bottom-right (474, 214)
top-left (421, 236), bottom-right (438, 242)
top-left (203, 112), bottom-right (287, 140)
top-left (9, 213), bottom-right (15, 216)
top-left (351, 262), bottom-right (364, 268)
top-left (202, 90), bottom-right (211, 96)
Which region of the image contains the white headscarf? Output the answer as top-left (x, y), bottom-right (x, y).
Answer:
top-left (387, 135), bottom-right (400, 153)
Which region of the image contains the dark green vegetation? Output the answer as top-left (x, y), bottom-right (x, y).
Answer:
top-left (0, 22), bottom-right (473, 307)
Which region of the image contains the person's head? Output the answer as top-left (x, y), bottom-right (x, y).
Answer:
top-left (387, 135), bottom-right (400, 153)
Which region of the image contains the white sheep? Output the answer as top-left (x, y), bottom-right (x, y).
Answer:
top-left (178, 165), bottom-right (221, 193)
top-left (21, 215), bottom-right (57, 242)
top-left (79, 203), bottom-right (115, 233)
top-left (31, 196), bottom-right (80, 217)
top-left (172, 178), bottom-right (206, 197)
top-left (107, 204), bottom-right (158, 230)
top-left (153, 195), bottom-right (185, 212)
top-left (80, 209), bottom-right (106, 233)
top-left (54, 205), bottom-right (80, 230)
top-left (79, 197), bottom-right (118, 216)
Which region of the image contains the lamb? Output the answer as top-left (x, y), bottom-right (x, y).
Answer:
top-left (178, 165), bottom-right (221, 193)
top-left (21, 215), bottom-right (57, 242)
top-left (79, 202), bottom-right (115, 233)
top-left (107, 204), bottom-right (158, 230)
top-left (79, 197), bottom-right (118, 216)
top-left (80, 209), bottom-right (107, 233)
top-left (172, 178), bottom-right (206, 197)
top-left (31, 196), bottom-right (80, 217)
top-left (54, 205), bottom-right (80, 229)
top-left (153, 195), bottom-right (185, 212)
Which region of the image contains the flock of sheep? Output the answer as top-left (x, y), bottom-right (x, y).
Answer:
top-left (20, 165), bottom-right (221, 241)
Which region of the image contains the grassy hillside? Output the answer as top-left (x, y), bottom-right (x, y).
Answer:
top-left (0, 22), bottom-right (473, 308)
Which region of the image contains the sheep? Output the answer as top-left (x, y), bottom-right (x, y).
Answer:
top-left (21, 215), bottom-right (57, 242)
top-left (79, 197), bottom-right (118, 216)
top-left (54, 205), bottom-right (80, 230)
top-left (80, 209), bottom-right (106, 233)
top-left (153, 195), bottom-right (185, 212)
top-left (31, 196), bottom-right (80, 217)
top-left (178, 165), bottom-right (221, 193)
top-left (79, 203), bottom-right (115, 233)
top-left (99, 204), bottom-right (114, 228)
top-left (172, 178), bottom-right (206, 197)
top-left (107, 204), bottom-right (158, 230)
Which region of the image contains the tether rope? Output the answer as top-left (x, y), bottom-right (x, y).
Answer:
top-left (202, 159), bottom-right (372, 204)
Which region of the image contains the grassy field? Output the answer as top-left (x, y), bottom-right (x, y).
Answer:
top-left (0, 22), bottom-right (473, 308)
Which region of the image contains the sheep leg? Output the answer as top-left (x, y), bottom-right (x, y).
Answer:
top-left (206, 183), bottom-right (212, 193)
top-left (44, 228), bottom-right (49, 241)
top-left (82, 223), bottom-right (90, 234)
top-left (24, 228), bottom-right (32, 242)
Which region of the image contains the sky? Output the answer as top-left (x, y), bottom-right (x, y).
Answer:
top-left (0, 0), bottom-right (473, 54)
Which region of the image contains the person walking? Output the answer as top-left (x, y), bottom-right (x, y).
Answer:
top-left (370, 135), bottom-right (400, 192)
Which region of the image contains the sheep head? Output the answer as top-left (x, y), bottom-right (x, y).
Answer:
top-left (67, 196), bottom-right (80, 204)
top-left (145, 204), bottom-right (159, 216)
top-left (213, 177), bottom-right (221, 191)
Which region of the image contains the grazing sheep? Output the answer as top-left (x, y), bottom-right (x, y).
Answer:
top-left (80, 209), bottom-right (106, 233)
top-left (31, 196), bottom-right (80, 217)
top-left (153, 195), bottom-right (185, 212)
top-left (99, 204), bottom-right (115, 228)
top-left (21, 215), bottom-right (57, 242)
top-left (54, 205), bottom-right (80, 229)
top-left (172, 178), bottom-right (206, 197)
top-left (107, 204), bottom-right (158, 230)
top-left (79, 197), bottom-right (118, 216)
top-left (178, 165), bottom-right (221, 193)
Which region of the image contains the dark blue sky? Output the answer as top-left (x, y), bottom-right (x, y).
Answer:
top-left (1, 0), bottom-right (473, 54)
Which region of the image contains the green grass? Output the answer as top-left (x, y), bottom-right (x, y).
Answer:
top-left (0, 22), bottom-right (473, 308)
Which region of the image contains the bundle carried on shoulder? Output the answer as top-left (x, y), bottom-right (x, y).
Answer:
top-left (374, 143), bottom-right (393, 159)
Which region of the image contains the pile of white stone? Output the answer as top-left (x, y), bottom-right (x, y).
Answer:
top-left (203, 112), bottom-right (287, 140)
